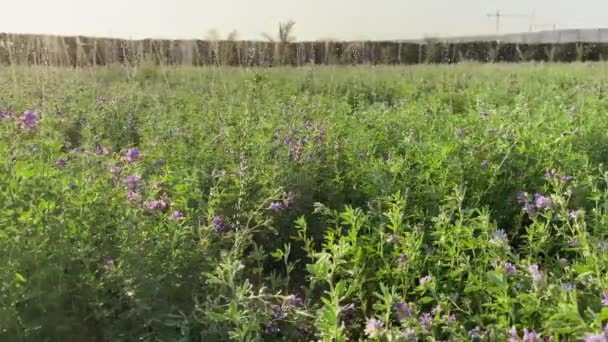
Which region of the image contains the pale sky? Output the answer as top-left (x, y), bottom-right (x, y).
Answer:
top-left (2, 0), bottom-right (607, 40)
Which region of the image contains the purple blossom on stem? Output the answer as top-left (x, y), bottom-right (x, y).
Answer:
top-left (109, 165), bottom-right (122, 176)
top-left (395, 303), bottom-right (412, 320)
top-left (508, 326), bottom-right (519, 342)
top-left (0, 110), bottom-right (11, 120)
top-left (534, 193), bottom-right (553, 210)
top-left (396, 253), bottom-right (409, 266)
top-left (269, 201), bottom-right (284, 211)
top-left (96, 144), bottom-right (110, 155)
top-left (523, 329), bottom-right (542, 342)
top-left (601, 290), bottom-right (608, 306)
top-left (171, 211), bottom-right (184, 222)
top-left (584, 334), bottom-right (607, 342)
top-left (515, 191), bottom-right (528, 203)
top-left (445, 314), bottom-right (456, 323)
top-left (104, 258), bottom-right (114, 267)
top-left (144, 199), bottom-right (167, 212)
top-left (468, 326), bottom-right (485, 340)
top-left (492, 229), bottom-right (509, 244)
top-left (271, 305), bottom-right (287, 319)
top-left (123, 148), bottom-right (140, 162)
top-left (569, 209), bottom-right (583, 219)
top-left (124, 175), bottom-right (141, 191)
top-left (480, 159), bottom-right (489, 168)
top-left (419, 313), bottom-right (433, 331)
top-left (544, 168), bottom-right (557, 178)
top-left (560, 175), bottom-right (573, 183)
top-left (364, 318), bottom-right (384, 338)
top-left (284, 294), bottom-right (304, 308)
top-left (55, 159), bottom-right (67, 168)
top-left (20, 110), bottom-right (38, 129)
top-left (127, 191), bottom-right (141, 203)
top-left (529, 264), bottom-right (542, 284)
top-left (599, 241), bottom-right (608, 252)
top-left (212, 216), bottom-right (229, 233)
top-left (504, 262), bottom-right (517, 276)
top-left (523, 203), bottom-right (536, 215)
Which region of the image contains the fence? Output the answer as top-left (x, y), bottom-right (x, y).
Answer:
top-left (2, 32), bottom-right (608, 66)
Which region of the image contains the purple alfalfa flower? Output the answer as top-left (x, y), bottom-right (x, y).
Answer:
top-left (212, 216), bottom-right (229, 233)
top-left (364, 318), bottom-right (384, 338)
top-left (568, 240), bottom-right (579, 247)
top-left (153, 158), bottom-right (165, 167)
top-left (420, 275), bottom-right (433, 286)
top-left (601, 290), bottom-right (608, 306)
top-left (127, 191), bottom-right (141, 203)
top-left (109, 165), bottom-right (122, 176)
top-left (569, 209), bottom-right (583, 219)
top-left (124, 175), bottom-right (141, 191)
top-left (523, 329), bottom-right (542, 342)
top-left (55, 159), bottom-right (67, 168)
top-left (123, 148), bottom-right (140, 163)
top-left (481, 159), bottom-right (490, 168)
top-left (599, 241), bottom-right (608, 252)
top-left (508, 326), bottom-right (519, 342)
top-left (0, 110), bottom-right (11, 120)
top-left (399, 328), bottom-right (417, 342)
top-left (444, 313), bottom-right (456, 323)
top-left (468, 326), bottom-right (485, 340)
top-left (516, 191), bottom-right (531, 204)
top-left (396, 253), bottom-right (409, 266)
top-left (269, 201), bottom-right (284, 211)
top-left (523, 203), bottom-right (536, 215)
top-left (395, 302), bottom-right (412, 320)
top-left (20, 110), bottom-right (38, 129)
top-left (584, 334), bottom-right (607, 342)
top-left (339, 303), bottom-right (356, 322)
top-left (534, 193), bottom-right (553, 210)
top-left (529, 264), bottom-right (542, 284)
top-left (563, 282), bottom-right (576, 292)
top-left (144, 199), bottom-right (168, 212)
top-left (560, 175), bottom-right (573, 183)
top-left (284, 294), bottom-right (304, 308)
top-left (270, 304), bottom-right (287, 320)
top-left (282, 191), bottom-right (296, 208)
top-left (544, 168), bottom-right (557, 178)
top-left (504, 262), bottom-right (517, 276)
top-left (419, 313), bottom-right (433, 332)
top-left (171, 210), bottom-right (184, 222)
top-left (492, 229), bottom-right (509, 244)
top-left (104, 257), bottom-right (114, 268)
top-left (96, 143), bottom-right (110, 156)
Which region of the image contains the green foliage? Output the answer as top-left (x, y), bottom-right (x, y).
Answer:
top-left (2, 64), bottom-right (608, 341)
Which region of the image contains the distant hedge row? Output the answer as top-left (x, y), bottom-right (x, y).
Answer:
top-left (2, 33), bottom-right (608, 66)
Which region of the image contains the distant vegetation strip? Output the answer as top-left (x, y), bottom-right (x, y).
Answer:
top-left (3, 32), bottom-right (608, 66)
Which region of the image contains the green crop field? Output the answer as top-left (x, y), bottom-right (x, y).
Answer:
top-left (2, 63), bottom-right (608, 341)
